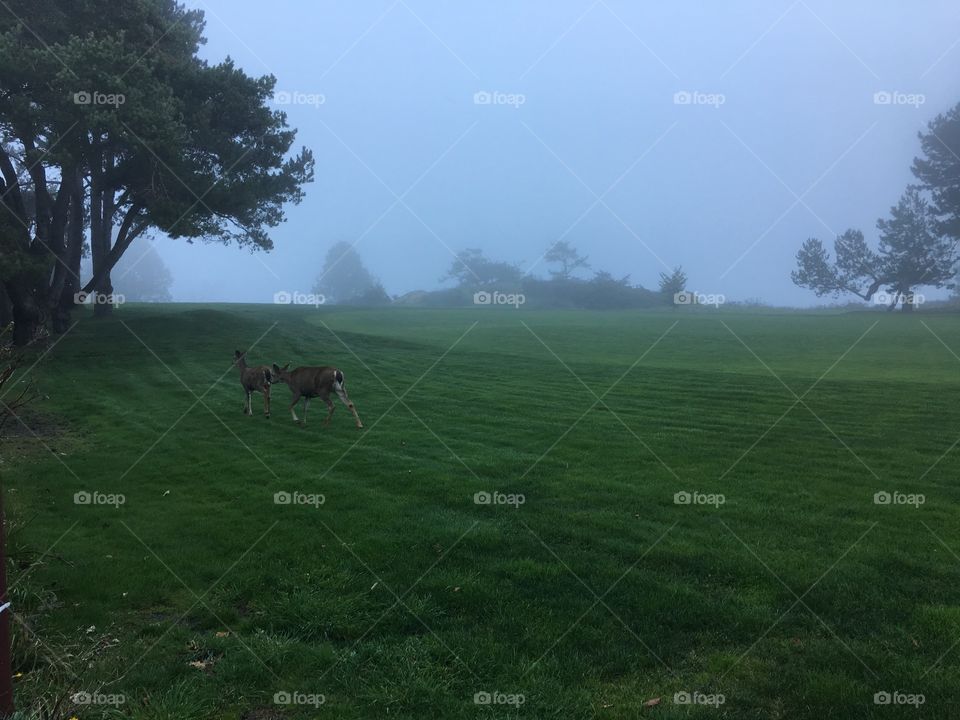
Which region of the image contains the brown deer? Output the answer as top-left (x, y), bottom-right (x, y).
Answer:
top-left (271, 363), bottom-right (363, 428)
top-left (233, 350), bottom-right (272, 418)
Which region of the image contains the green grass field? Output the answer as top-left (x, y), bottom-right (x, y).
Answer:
top-left (4, 304), bottom-right (960, 719)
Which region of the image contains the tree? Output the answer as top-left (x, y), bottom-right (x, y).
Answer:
top-left (913, 102), bottom-right (960, 243)
top-left (0, 0), bottom-right (199, 336)
top-left (658, 266), bottom-right (687, 303)
top-left (544, 241), bottom-right (589, 280)
top-left (442, 248), bottom-right (523, 288)
top-left (792, 230), bottom-right (883, 302)
top-left (96, 241), bottom-right (173, 303)
top-left (792, 189), bottom-right (955, 310)
top-left (314, 242), bottom-right (380, 304)
top-left (0, 0), bottom-right (313, 343)
top-left (875, 188), bottom-right (954, 310)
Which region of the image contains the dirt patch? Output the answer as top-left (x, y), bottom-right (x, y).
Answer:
top-left (0, 405), bottom-right (80, 464)
top-left (1, 405), bottom-right (67, 439)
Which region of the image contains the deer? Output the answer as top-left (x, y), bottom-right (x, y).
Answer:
top-left (233, 350), bottom-right (272, 418)
top-left (271, 362), bottom-right (363, 428)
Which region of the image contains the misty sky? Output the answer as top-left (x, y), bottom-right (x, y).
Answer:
top-left (140, 0), bottom-right (960, 305)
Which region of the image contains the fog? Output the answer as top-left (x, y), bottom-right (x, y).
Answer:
top-left (147, 0), bottom-right (960, 306)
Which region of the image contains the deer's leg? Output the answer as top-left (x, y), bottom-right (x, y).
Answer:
top-left (302, 397), bottom-right (310, 426)
top-left (289, 392), bottom-right (301, 422)
top-left (335, 386), bottom-right (363, 429)
top-left (245, 390), bottom-right (252, 415)
top-left (263, 385), bottom-right (271, 418)
top-left (322, 394), bottom-right (335, 427)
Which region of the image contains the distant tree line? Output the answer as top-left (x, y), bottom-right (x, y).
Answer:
top-left (316, 103), bottom-right (960, 313)
top-left (793, 102), bottom-right (960, 311)
top-left (423, 241), bottom-right (659, 309)
top-left (313, 238), bottom-right (696, 310)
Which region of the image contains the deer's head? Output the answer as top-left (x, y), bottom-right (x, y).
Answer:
top-left (271, 363), bottom-right (292, 385)
top-left (233, 350), bottom-right (247, 368)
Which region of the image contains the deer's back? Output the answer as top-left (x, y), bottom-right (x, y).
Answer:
top-left (241, 365), bottom-right (271, 390)
top-left (240, 365), bottom-right (271, 390)
top-left (290, 366), bottom-right (339, 396)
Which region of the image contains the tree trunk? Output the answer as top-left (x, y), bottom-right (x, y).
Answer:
top-left (0, 286), bottom-right (10, 331)
top-left (1, 145), bottom-right (74, 344)
top-left (89, 152), bottom-right (116, 319)
top-left (47, 170), bottom-right (80, 334)
top-left (0, 154), bottom-right (39, 347)
top-left (6, 280), bottom-right (41, 347)
top-left (902, 293), bottom-right (916, 312)
top-left (53, 180), bottom-right (85, 333)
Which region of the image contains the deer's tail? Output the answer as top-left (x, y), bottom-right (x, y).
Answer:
top-left (335, 369), bottom-right (344, 386)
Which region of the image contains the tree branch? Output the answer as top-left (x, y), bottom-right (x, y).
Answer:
top-left (80, 202), bottom-right (146, 295)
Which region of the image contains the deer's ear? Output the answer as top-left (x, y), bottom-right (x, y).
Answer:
top-left (272, 364), bottom-right (281, 373)
top-left (283, 363), bottom-right (290, 371)
top-left (235, 350), bottom-right (243, 358)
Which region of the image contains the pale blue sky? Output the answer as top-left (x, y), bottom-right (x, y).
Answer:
top-left (150, 0), bottom-right (960, 305)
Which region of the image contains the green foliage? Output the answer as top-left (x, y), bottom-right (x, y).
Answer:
top-left (877, 188), bottom-right (955, 293)
top-left (794, 104), bottom-right (960, 310)
top-left (434, 248), bottom-right (656, 309)
top-left (913, 101), bottom-right (960, 241)
top-left (793, 192), bottom-right (955, 308)
top-left (441, 248), bottom-right (523, 289)
top-left (544, 240), bottom-right (589, 280)
top-left (792, 230), bottom-right (881, 300)
top-left (657, 266), bottom-right (687, 302)
top-left (0, 0), bottom-right (313, 340)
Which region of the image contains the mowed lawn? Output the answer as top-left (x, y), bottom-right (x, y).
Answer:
top-left (4, 305), bottom-right (960, 719)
